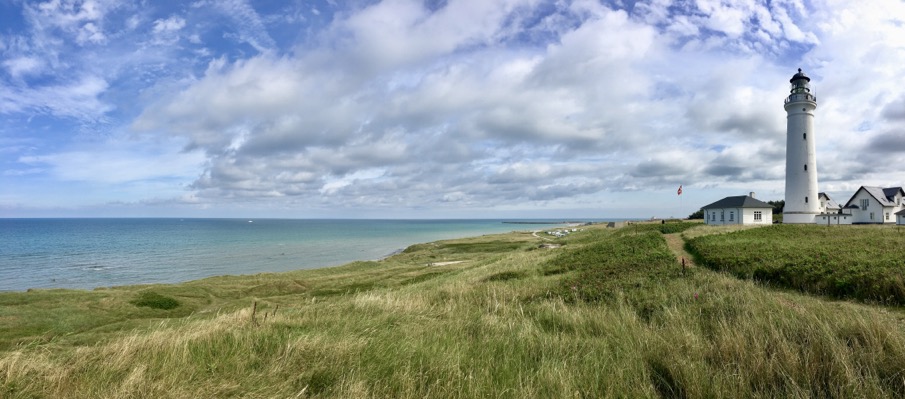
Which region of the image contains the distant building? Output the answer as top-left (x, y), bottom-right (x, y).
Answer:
top-left (702, 193), bottom-right (773, 226)
top-left (841, 186), bottom-right (905, 224)
top-left (815, 192), bottom-right (851, 225)
top-left (818, 192), bottom-right (841, 214)
top-left (815, 212), bottom-right (852, 225)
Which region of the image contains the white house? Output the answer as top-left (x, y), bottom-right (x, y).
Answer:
top-left (818, 192), bottom-right (841, 214)
top-left (702, 193), bottom-right (774, 226)
top-left (842, 186), bottom-right (905, 224)
top-left (814, 192), bottom-right (852, 225)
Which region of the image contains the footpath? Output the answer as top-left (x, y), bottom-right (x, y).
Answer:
top-left (664, 233), bottom-right (695, 268)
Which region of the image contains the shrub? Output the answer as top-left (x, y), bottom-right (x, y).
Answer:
top-left (130, 291), bottom-right (180, 310)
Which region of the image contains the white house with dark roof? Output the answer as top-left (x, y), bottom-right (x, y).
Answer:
top-left (842, 186), bottom-right (905, 224)
top-left (702, 193), bottom-right (774, 226)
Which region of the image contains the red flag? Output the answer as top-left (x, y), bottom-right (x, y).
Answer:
top-left (677, 185), bottom-right (683, 196)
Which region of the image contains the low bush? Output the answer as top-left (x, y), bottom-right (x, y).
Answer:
top-left (130, 291), bottom-right (180, 310)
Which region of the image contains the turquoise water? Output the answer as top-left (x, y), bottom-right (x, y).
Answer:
top-left (0, 219), bottom-right (589, 291)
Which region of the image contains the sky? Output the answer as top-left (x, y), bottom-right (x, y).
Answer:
top-left (1, 0), bottom-right (904, 219)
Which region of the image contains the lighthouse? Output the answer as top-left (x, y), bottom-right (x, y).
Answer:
top-left (783, 68), bottom-right (819, 224)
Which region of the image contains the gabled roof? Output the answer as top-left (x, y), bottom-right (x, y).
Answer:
top-left (702, 195), bottom-right (773, 210)
top-left (818, 192), bottom-right (841, 209)
top-left (844, 186), bottom-right (904, 208)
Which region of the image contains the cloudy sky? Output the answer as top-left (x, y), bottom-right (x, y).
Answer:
top-left (1, 0), bottom-right (904, 219)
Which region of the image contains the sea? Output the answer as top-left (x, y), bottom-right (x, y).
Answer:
top-left (0, 218), bottom-right (607, 292)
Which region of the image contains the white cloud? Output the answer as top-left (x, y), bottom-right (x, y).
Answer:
top-left (152, 16), bottom-right (186, 34)
top-left (208, 0), bottom-right (276, 52)
top-left (25, 0), bottom-right (118, 46)
top-left (75, 21), bottom-right (105, 44)
top-left (131, 2), bottom-right (790, 211)
top-left (0, 75), bottom-right (111, 120)
top-left (2, 57), bottom-right (44, 79)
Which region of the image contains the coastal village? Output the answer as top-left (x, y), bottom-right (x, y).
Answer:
top-left (700, 69), bottom-right (905, 226)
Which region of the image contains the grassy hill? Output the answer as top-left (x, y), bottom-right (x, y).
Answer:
top-left (3, 223), bottom-right (905, 398)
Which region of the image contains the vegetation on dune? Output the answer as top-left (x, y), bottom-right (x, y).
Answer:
top-left (130, 291), bottom-right (181, 310)
top-left (3, 223), bottom-right (905, 397)
top-left (546, 228), bottom-right (679, 308)
top-left (688, 224), bottom-right (905, 304)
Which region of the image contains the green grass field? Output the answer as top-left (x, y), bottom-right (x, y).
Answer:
top-left (3, 223), bottom-right (905, 398)
top-left (687, 224), bottom-right (905, 304)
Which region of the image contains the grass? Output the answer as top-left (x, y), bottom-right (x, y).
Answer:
top-left (3, 223), bottom-right (905, 397)
top-left (687, 224), bottom-right (905, 304)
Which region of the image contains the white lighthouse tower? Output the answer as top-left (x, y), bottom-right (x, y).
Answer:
top-left (783, 68), bottom-right (819, 224)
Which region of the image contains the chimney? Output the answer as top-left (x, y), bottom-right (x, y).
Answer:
top-left (749, 192), bottom-right (756, 198)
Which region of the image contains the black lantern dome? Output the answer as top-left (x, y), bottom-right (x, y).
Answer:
top-left (790, 68), bottom-right (810, 83)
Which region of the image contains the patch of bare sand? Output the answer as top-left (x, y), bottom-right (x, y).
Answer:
top-left (429, 261), bottom-right (465, 266)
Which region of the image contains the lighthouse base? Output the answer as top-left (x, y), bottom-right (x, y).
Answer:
top-left (783, 212), bottom-right (818, 224)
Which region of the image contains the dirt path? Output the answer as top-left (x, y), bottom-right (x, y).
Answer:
top-left (532, 230), bottom-right (553, 241)
top-left (664, 233), bottom-right (695, 267)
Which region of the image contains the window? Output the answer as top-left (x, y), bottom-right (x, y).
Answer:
top-left (805, 197), bottom-right (808, 203)
top-left (804, 164), bottom-right (807, 171)
top-left (729, 211), bottom-right (734, 221)
top-left (861, 199), bottom-right (869, 210)
top-left (754, 211), bottom-right (762, 221)
top-left (886, 212), bottom-right (890, 221)
top-left (870, 212), bottom-right (875, 221)
top-left (720, 211), bottom-right (724, 222)
top-left (803, 133), bottom-right (807, 140)
top-left (711, 212), bottom-right (716, 221)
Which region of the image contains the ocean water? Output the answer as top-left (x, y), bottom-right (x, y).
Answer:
top-left (0, 218), bottom-right (583, 291)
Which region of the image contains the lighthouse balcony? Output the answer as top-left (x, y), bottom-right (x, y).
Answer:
top-left (785, 93), bottom-right (817, 104)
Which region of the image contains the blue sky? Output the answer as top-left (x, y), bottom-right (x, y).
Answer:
top-left (2, 0), bottom-right (904, 218)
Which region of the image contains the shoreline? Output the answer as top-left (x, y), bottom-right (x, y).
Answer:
top-left (3, 219), bottom-right (616, 293)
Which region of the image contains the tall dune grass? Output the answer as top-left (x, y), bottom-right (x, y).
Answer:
top-left (3, 225), bottom-right (905, 397)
